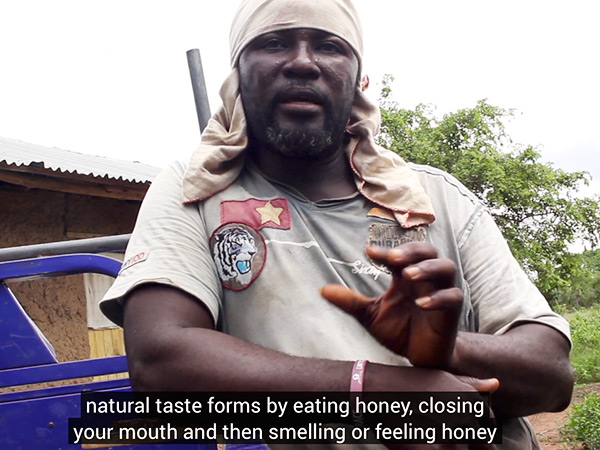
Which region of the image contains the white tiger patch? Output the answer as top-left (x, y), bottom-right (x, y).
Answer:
top-left (211, 223), bottom-right (266, 290)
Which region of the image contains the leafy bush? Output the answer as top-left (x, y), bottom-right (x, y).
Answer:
top-left (554, 249), bottom-right (600, 310)
top-left (568, 307), bottom-right (600, 384)
top-left (563, 392), bottom-right (600, 449)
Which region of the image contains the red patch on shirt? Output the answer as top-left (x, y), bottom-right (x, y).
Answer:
top-left (221, 198), bottom-right (291, 230)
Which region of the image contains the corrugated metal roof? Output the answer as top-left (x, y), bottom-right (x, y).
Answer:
top-left (0, 136), bottom-right (161, 183)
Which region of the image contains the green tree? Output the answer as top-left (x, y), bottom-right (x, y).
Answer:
top-left (377, 75), bottom-right (600, 305)
top-left (558, 249), bottom-right (600, 309)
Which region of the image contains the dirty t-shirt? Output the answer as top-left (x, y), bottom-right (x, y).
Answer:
top-left (101, 160), bottom-right (570, 450)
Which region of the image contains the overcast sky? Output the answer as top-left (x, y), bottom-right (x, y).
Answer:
top-left (1, 0), bottom-right (598, 196)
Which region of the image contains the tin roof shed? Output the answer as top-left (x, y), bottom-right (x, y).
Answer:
top-left (0, 137), bottom-right (162, 200)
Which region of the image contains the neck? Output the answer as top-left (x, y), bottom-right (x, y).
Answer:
top-left (249, 143), bottom-right (357, 202)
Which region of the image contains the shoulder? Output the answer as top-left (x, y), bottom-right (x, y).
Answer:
top-left (151, 160), bottom-right (187, 187)
top-left (408, 162), bottom-right (481, 207)
top-left (141, 160), bottom-right (196, 209)
top-left (407, 163), bottom-right (487, 236)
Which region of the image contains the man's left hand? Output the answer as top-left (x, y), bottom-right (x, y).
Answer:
top-left (321, 243), bottom-right (462, 368)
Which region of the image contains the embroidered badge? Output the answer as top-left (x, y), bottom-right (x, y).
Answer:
top-left (368, 224), bottom-right (427, 248)
top-left (367, 224), bottom-right (428, 273)
top-left (210, 223), bottom-right (266, 291)
top-left (221, 198), bottom-right (291, 230)
top-left (119, 250), bottom-right (149, 274)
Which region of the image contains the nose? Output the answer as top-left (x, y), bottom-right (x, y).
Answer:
top-left (282, 42), bottom-right (321, 79)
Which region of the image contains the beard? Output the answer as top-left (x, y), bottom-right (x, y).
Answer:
top-left (245, 90), bottom-right (353, 160)
top-left (263, 121), bottom-right (342, 159)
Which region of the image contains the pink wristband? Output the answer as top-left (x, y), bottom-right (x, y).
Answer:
top-left (350, 360), bottom-right (368, 392)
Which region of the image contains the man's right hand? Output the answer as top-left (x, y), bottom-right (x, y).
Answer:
top-left (365, 362), bottom-right (499, 393)
top-left (366, 365), bottom-right (499, 450)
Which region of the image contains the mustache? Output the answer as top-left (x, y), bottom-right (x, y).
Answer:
top-left (273, 86), bottom-right (326, 105)
top-left (267, 86), bottom-right (332, 117)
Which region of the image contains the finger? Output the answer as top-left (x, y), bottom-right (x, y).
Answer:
top-left (457, 376), bottom-right (500, 393)
top-left (402, 258), bottom-right (456, 287)
top-left (366, 242), bottom-right (438, 269)
top-left (414, 287), bottom-right (463, 311)
top-left (320, 284), bottom-right (372, 316)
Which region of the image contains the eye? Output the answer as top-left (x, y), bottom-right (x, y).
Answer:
top-left (262, 39), bottom-right (287, 51)
top-left (318, 41), bottom-right (346, 55)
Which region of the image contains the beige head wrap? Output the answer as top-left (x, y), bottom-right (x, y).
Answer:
top-left (183, 0), bottom-right (435, 227)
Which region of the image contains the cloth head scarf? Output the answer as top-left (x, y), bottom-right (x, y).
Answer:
top-left (183, 0), bottom-right (435, 227)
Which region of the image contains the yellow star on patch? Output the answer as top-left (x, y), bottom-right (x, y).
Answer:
top-left (256, 201), bottom-right (283, 225)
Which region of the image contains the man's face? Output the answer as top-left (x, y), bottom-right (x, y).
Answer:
top-left (239, 28), bottom-right (359, 159)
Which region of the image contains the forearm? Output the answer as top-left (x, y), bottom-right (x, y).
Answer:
top-left (126, 323), bottom-right (492, 394)
top-left (447, 323), bottom-right (573, 417)
top-left (126, 324), bottom-right (353, 391)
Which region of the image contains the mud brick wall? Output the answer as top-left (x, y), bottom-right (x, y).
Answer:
top-left (0, 183), bottom-right (140, 362)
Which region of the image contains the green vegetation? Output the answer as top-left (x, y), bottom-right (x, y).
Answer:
top-left (564, 392), bottom-right (600, 449)
top-left (377, 75), bottom-right (600, 306)
top-left (553, 306), bottom-right (600, 448)
top-left (568, 306), bottom-right (600, 384)
top-left (556, 249), bottom-right (600, 310)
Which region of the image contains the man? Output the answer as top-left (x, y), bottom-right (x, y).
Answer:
top-left (100, 0), bottom-right (573, 448)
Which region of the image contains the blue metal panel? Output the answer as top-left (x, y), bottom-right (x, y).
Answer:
top-left (0, 377), bottom-right (131, 403)
top-left (0, 254), bottom-right (121, 370)
top-left (0, 253), bottom-right (122, 281)
top-left (0, 355), bottom-right (129, 388)
top-left (227, 445), bottom-right (269, 450)
top-left (0, 386), bottom-right (213, 450)
top-left (0, 283), bottom-right (58, 370)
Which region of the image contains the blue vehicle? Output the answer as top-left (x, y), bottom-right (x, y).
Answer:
top-left (0, 236), bottom-right (215, 450)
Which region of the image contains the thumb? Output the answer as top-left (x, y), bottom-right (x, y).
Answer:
top-left (320, 284), bottom-right (372, 316)
top-left (457, 376), bottom-right (500, 393)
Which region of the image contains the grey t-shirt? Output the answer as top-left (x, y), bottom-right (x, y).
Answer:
top-left (101, 160), bottom-right (569, 449)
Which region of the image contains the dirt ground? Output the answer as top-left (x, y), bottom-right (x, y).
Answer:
top-left (529, 383), bottom-right (600, 449)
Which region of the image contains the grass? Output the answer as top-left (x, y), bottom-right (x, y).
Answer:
top-left (560, 306), bottom-right (600, 448)
top-left (563, 391), bottom-right (600, 449)
top-left (567, 305), bottom-right (600, 384)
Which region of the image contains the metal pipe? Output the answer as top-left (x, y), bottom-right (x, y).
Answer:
top-left (187, 49), bottom-right (212, 134)
top-left (0, 234), bottom-right (131, 262)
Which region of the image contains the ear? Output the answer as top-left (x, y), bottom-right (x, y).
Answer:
top-left (360, 74), bottom-right (370, 92)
